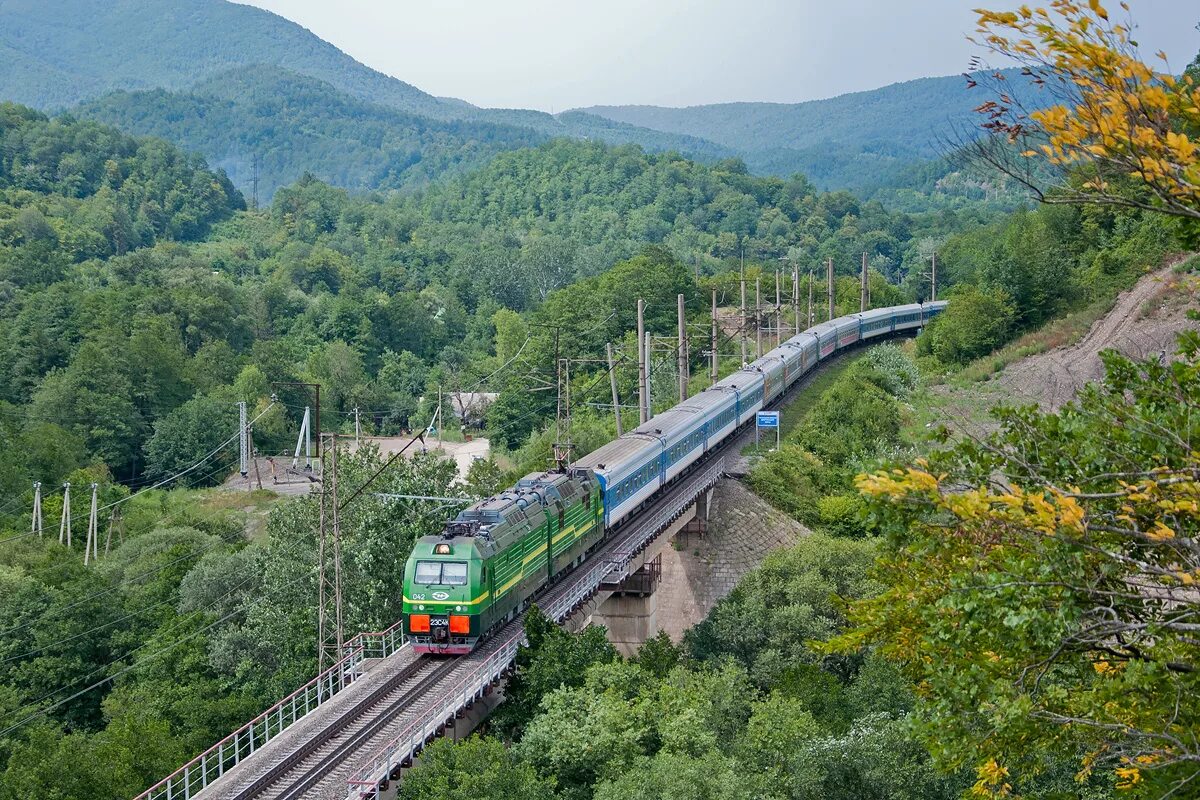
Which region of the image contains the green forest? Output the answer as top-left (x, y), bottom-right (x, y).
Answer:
top-left (0, 1), bottom-right (1198, 798)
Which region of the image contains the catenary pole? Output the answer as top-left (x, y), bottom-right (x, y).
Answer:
top-left (677, 293), bottom-right (688, 402)
top-left (710, 290), bottom-right (719, 385)
top-left (606, 342), bottom-right (623, 436)
top-left (739, 267), bottom-right (747, 365)
top-left (755, 276), bottom-right (762, 358)
top-left (637, 299), bottom-right (648, 424)
top-left (827, 257), bottom-right (834, 321)
top-left (775, 270), bottom-right (782, 348)
top-left (861, 252), bottom-right (868, 313)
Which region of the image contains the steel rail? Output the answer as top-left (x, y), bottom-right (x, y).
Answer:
top-left (245, 659), bottom-right (459, 800)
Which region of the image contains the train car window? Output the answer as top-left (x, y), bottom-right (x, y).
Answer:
top-left (415, 561), bottom-right (441, 584)
top-left (442, 562), bottom-right (468, 586)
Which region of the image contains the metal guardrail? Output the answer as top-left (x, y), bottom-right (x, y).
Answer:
top-left (345, 632), bottom-right (523, 798)
top-left (341, 457), bottom-right (726, 800)
top-left (136, 455), bottom-right (726, 800)
top-left (135, 621), bottom-right (408, 800)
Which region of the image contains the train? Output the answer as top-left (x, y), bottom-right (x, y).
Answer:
top-left (402, 300), bottom-right (946, 654)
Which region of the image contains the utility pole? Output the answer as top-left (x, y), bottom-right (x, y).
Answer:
top-left (677, 293), bottom-right (688, 403)
top-left (755, 276), bottom-right (762, 358)
top-left (710, 290), bottom-right (719, 385)
top-left (249, 426), bottom-right (263, 491)
top-left (317, 434), bottom-right (344, 680)
top-left (31, 482), bottom-right (42, 538)
top-left (739, 267), bottom-right (748, 365)
top-left (637, 299), bottom-right (648, 424)
top-left (792, 267), bottom-right (800, 335)
top-left (290, 407), bottom-right (310, 471)
top-left (59, 482), bottom-right (71, 547)
top-left (774, 270), bottom-right (782, 348)
top-left (553, 358), bottom-right (573, 470)
top-left (827, 257), bottom-right (835, 321)
top-left (644, 332), bottom-right (653, 420)
top-left (860, 252), bottom-right (869, 313)
top-left (606, 342), bottom-right (623, 436)
top-left (104, 510), bottom-right (115, 556)
top-left (931, 251), bottom-right (938, 301)
top-left (84, 483), bottom-right (98, 565)
top-left (238, 401), bottom-right (249, 478)
top-left (354, 407), bottom-right (361, 447)
top-left (250, 153), bottom-right (260, 211)
top-left (808, 270), bottom-right (814, 327)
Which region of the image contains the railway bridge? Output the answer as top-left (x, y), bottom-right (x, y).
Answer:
top-left (136, 331), bottom-right (909, 800)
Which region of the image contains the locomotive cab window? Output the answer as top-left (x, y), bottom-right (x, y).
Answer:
top-left (415, 560), bottom-right (469, 586)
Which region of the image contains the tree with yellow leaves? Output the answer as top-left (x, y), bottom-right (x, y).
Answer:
top-left (831, 330), bottom-right (1200, 796)
top-left (966, 1), bottom-right (1200, 224)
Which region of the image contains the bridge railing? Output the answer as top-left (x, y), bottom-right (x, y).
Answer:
top-left (135, 620), bottom-right (408, 800)
top-left (341, 457), bottom-right (726, 800)
top-left (345, 630), bottom-right (524, 799)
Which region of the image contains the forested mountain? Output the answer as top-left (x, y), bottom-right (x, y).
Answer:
top-left (0, 0), bottom-right (1010, 198)
top-left (578, 72), bottom-right (1030, 192)
top-left (0, 0), bottom-right (730, 194)
top-left (77, 66), bottom-right (549, 201)
top-left (75, 67), bottom-right (740, 202)
top-left (0, 0), bottom-right (452, 116)
top-left (0, 108), bottom-right (976, 492)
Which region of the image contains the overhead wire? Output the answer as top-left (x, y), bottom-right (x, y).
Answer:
top-left (0, 454), bottom-right (248, 636)
top-left (0, 569), bottom-right (264, 737)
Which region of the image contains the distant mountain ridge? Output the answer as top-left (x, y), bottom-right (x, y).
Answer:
top-left (0, 0), bottom-right (1005, 197)
top-left (576, 72), bottom-right (1030, 192)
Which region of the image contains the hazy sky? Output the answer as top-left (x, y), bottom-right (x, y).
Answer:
top-left (237, 0), bottom-right (1198, 112)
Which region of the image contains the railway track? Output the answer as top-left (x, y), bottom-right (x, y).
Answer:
top-left (209, 653), bottom-right (454, 800)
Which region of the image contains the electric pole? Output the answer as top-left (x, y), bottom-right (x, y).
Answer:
top-left (860, 252), bottom-right (869, 313)
top-left (31, 482), bottom-right (42, 538)
top-left (710, 289), bottom-right (718, 385)
top-left (807, 270), bottom-right (814, 327)
top-left (774, 270), bottom-right (782, 348)
top-left (84, 483), bottom-right (98, 565)
top-left (238, 401), bottom-right (248, 478)
top-left (552, 358), bottom-right (573, 470)
top-left (919, 251), bottom-right (938, 303)
top-left (755, 276), bottom-right (762, 358)
top-left (645, 332), bottom-right (653, 420)
top-left (59, 482), bottom-right (71, 547)
top-left (677, 293), bottom-right (688, 403)
top-left (792, 267), bottom-right (800, 335)
top-left (826, 257), bottom-right (835, 321)
top-left (317, 434), bottom-right (344, 681)
top-left (606, 342), bottom-right (623, 436)
top-left (739, 267), bottom-right (747, 365)
top-left (354, 407), bottom-right (361, 447)
top-left (637, 299), bottom-right (648, 424)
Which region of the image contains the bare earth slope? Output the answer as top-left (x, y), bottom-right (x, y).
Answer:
top-left (924, 259), bottom-right (1197, 435)
top-left (1000, 259), bottom-right (1197, 409)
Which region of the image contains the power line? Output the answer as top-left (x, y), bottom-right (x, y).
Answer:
top-left (0, 607), bottom-right (243, 740)
top-left (10, 453), bottom-right (242, 585)
top-left (0, 569), bottom-right (262, 736)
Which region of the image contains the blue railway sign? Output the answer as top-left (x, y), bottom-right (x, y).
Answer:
top-left (755, 411), bottom-right (781, 451)
top-left (756, 411), bottom-right (780, 429)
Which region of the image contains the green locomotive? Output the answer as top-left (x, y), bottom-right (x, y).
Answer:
top-left (402, 468), bottom-right (603, 654)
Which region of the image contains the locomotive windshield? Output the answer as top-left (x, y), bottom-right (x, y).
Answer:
top-left (414, 560), bottom-right (468, 586)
